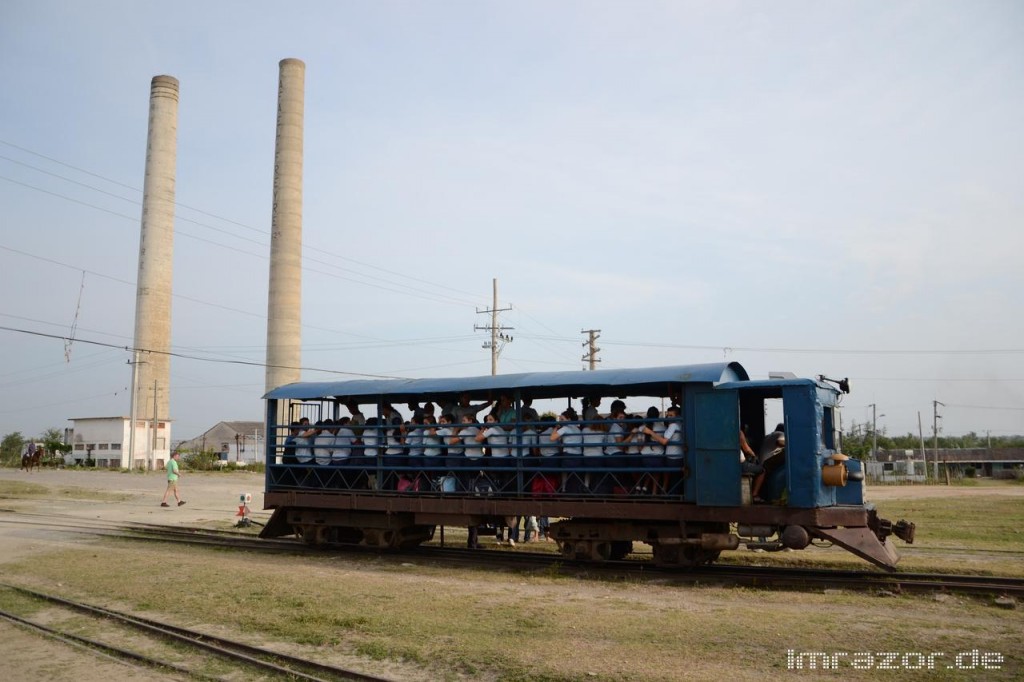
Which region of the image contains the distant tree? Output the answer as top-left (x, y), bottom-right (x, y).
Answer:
top-left (1, 431), bottom-right (26, 467)
top-left (40, 427), bottom-right (71, 454)
top-left (40, 427), bottom-right (71, 466)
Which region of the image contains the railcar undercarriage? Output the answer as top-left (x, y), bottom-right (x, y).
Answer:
top-left (261, 491), bottom-right (914, 570)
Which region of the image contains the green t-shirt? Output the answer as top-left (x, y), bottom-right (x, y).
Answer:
top-left (166, 458), bottom-right (179, 482)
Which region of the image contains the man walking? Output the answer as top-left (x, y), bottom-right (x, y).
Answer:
top-left (160, 452), bottom-right (186, 507)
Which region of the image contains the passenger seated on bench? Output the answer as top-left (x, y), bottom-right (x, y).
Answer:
top-left (740, 427), bottom-right (763, 475)
top-left (641, 405), bottom-right (683, 493)
top-left (551, 408), bottom-right (583, 492)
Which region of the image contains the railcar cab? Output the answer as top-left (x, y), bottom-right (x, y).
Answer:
top-left (695, 376), bottom-right (859, 509)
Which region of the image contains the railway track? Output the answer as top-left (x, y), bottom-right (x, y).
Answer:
top-left (4, 510), bottom-right (1022, 598)
top-left (0, 583), bottom-right (393, 682)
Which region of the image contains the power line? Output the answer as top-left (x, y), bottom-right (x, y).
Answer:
top-left (0, 324), bottom-right (406, 380)
top-left (512, 334), bottom-right (1024, 356)
top-left (1, 145), bottom-right (481, 305)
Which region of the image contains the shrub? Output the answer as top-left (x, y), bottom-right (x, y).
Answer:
top-left (182, 450), bottom-right (221, 471)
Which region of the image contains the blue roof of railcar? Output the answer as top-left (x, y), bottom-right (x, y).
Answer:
top-left (263, 362), bottom-right (749, 401)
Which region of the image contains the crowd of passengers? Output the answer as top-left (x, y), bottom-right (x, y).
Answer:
top-left (278, 393), bottom-right (690, 497)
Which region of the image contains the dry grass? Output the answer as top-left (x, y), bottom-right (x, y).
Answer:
top-left (0, 480), bottom-right (133, 502)
top-left (2, 479), bottom-right (1023, 680)
top-left (3, 538), bottom-right (1022, 681)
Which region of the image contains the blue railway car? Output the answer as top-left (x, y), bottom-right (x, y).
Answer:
top-left (260, 362), bottom-right (914, 569)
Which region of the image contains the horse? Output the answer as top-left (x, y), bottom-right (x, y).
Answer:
top-left (20, 447), bottom-right (42, 472)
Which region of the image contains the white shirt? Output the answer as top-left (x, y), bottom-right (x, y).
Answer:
top-left (423, 428), bottom-right (442, 457)
top-left (553, 423), bottom-right (583, 455)
top-left (482, 426), bottom-right (510, 457)
top-left (362, 429), bottom-right (378, 457)
top-left (333, 427), bottom-right (354, 460)
top-left (514, 428), bottom-right (538, 458)
top-left (538, 427), bottom-right (559, 457)
top-left (295, 435), bottom-right (313, 463)
top-left (406, 427), bottom-right (424, 457)
top-left (582, 426), bottom-right (605, 457)
top-left (641, 421), bottom-right (666, 456)
top-left (664, 422), bottom-right (684, 459)
top-left (314, 432), bottom-right (335, 465)
top-left (460, 426), bottom-right (484, 459)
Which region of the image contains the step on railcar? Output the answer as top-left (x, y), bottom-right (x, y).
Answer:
top-left (260, 362), bottom-right (914, 570)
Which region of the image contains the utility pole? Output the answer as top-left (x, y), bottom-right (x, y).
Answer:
top-left (149, 379), bottom-right (159, 471)
top-left (580, 329), bottom-right (601, 370)
top-left (933, 400), bottom-right (944, 481)
top-left (474, 278), bottom-right (513, 376)
top-left (869, 403), bottom-right (878, 461)
top-left (127, 350), bottom-right (141, 470)
top-left (918, 411), bottom-right (927, 479)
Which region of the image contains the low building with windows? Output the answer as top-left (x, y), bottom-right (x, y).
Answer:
top-left (867, 447), bottom-right (1024, 482)
top-left (175, 421), bottom-right (264, 464)
top-left (67, 416), bottom-right (171, 469)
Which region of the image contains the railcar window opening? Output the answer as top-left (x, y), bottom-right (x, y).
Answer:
top-left (822, 406), bottom-right (837, 451)
top-left (265, 388), bottom-right (689, 498)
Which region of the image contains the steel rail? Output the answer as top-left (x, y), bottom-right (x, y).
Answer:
top-left (0, 584), bottom-right (394, 682)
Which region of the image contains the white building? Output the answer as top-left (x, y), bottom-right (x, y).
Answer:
top-left (67, 416), bottom-right (171, 469)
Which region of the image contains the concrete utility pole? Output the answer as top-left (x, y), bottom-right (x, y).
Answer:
top-left (581, 329), bottom-right (601, 370)
top-left (475, 278), bottom-right (513, 376)
top-left (127, 351), bottom-right (144, 469)
top-left (869, 404), bottom-right (884, 461)
top-left (132, 75), bottom-right (178, 466)
top-left (148, 379), bottom-right (159, 470)
top-left (918, 411), bottom-right (927, 478)
top-left (265, 57), bottom-right (305, 393)
top-left (933, 400), bottom-right (944, 480)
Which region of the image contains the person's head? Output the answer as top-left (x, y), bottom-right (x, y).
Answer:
top-left (459, 392), bottom-right (472, 406)
top-left (522, 398), bottom-right (533, 407)
top-left (289, 421), bottom-right (301, 432)
top-left (461, 414), bottom-right (474, 424)
top-left (484, 414), bottom-right (498, 424)
top-left (299, 417), bottom-right (310, 425)
top-left (560, 407), bottom-right (578, 421)
top-left (346, 401), bottom-right (361, 414)
top-left (646, 406), bottom-right (660, 419)
top-left (498, 394), bottom-right (512, 407)
top-left (610, 400), bottom-right (626, 416)
top-left (666, 406), bottom-right (680, 418)
top-left (423, 402), bottom-right (436, 415)
top-left (440, 413), bottom-right (453, 425)
top-left (171, 452), bottom-right (180, 460)
top-left (775, 423), bottom-right (785, 433)
top-left (591, 397), bottom-right (602, 407)
top-left (424, 414), bottom-right (437, 425)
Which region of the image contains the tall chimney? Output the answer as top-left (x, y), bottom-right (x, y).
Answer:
top-left (265, 58), bottom-right (305, 392)
top-left (131, 75), bottom-right (178, 463)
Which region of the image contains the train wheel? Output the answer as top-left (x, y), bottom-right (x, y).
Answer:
top-left (682, 546), bottom-right (720, 567)
top-left (362, 528), bottom-right (399, 549)
top-left (558, 540), bottom-right (611, 561)
top-left (296, 525), bottom-right (327, 546)
top-left (652, 542), bottom-right (681, 566)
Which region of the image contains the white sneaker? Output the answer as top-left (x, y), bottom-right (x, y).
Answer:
top-left (508, 538), bottom-right (516, 547)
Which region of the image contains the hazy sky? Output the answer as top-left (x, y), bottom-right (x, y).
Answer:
top-left (1, 1), bottom-right (1021, 443)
